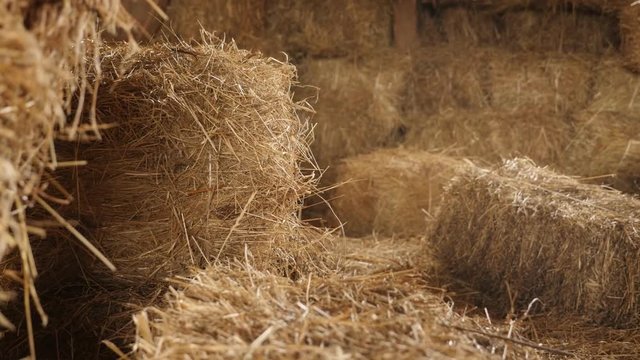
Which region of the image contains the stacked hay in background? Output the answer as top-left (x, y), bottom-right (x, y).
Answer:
top-left (564, 111), bottom-right (640, 193)
top-left (330, 149), bottom-right (464, 237)
top-left (0, 0), bottom-right (133, 354)
top-left (620, 3), bottom-right (640, 72)
top-left (164, 0), bottom-right (392, 57)
top-left (404, 109), bottom-right (572, 166)
top-left (299, 54), bottom-right (411, 172)
top-left (502, 9), bottom-right (618, 53)
top-left (404, 46), bottom-right (489, 114)
top-left (430, 158), bottom-right (640, 326)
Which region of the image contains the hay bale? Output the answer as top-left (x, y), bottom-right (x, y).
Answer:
top-left (165, 0), bottom-right (266, 50)
top-left (563, 111), bottom-right (640, 193)
top-left (502, 9), bottom-right (619, 53)
top-left (403, 109), bottom-right (572, 167)
top-left (301, 55), bottom-right (411, 171)
top-left (487, 50), bottom-right (594, 113)
top-left (620, 4), bottom-right (640, 72)
top-left (589, 56), bottom-right (640, 116)
top-left (266, 0), bottom-right (393, 57)
top-left (440, 7), bottom-right (498, 46)
top-left (61, 37), bottom-right (314, 282)
top-left (430, 158), bottom-right (640, 326)
top-left (405, 45), bottom-right (489, 114)
top-left (330, 149), bottom-right (463, 237)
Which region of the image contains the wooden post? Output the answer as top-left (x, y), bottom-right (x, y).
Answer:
top-left (393, 0), bottom-right (419, 51)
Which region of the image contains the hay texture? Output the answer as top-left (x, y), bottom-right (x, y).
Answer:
top-left (502, 9), bottom-right (619, 54)
top-left (563, 111), bottom-right (640, 193)
top-left (266, 0), bottom-right (392, 57)
top-left (403, 109), bottom-right (572, 167)
top-left (590, 56), bottom-right (640, 116)
top-left (439, 7), bottom-right (498, 46)
top-left (301, 55), bottom-right (411, 171)
top-left (620, 3), bottom-right (640, 72)
top-left (487, 50), bottom-right (593, 113)
top-left (405, 46), bottom-right (489, 115)
top-left (165, 0), bottom-right (266, 50)
top-left (0, 0), bottom-right (132, 338)
top-left (132, 237), bottom-right (553, 359)
top-left (61, 37), bottom-right (315, 283)
top-left (430, 158), bottom-right (640, 326)
top-left (330, 149), bottom-right (463, 237)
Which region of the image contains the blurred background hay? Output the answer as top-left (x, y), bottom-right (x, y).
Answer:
top-left (164, 0), bottom-right (266, 49)
top-left (265, 0), bottom-right (393, 58)
top-left (620, 4), bottom-right (640, 72)
top-left (486, 51), bottom-right (594, 113)
top-left (404, 46), bottom-right (489, 115)
top-left (502, 9), bottom-right (619, 53)
top-left (430, 158), bottom-right (640, 327)
top-left (329, 149), bottom-right (464, 237)
top-left (589, 56), bottom-right (640, 115)
top-left (563, 110), bottom-right (640, 193)
top-left (403, 109), bottom-right (572, 167)
top-left (300, 54), bottom-right (411, 173)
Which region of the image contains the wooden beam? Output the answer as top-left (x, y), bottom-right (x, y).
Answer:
top-left (393, 0), bottom-right (419, 51)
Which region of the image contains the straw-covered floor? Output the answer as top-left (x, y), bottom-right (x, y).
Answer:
top-left (132, 237), bottom-right (566, 360)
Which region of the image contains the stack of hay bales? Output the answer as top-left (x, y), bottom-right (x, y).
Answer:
top-left (299, 54), bottom-right (411, 172)
top-left (430, 158), bottom-right (640, 326)
top-left (164, 0), bottom-right (392, 57)
top-left (404, 109), bottom-right (572, 165)
top-left (330, 149), bottom-right (465, 236)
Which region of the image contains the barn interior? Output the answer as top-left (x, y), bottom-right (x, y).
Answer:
top-left (2, 0), bottom-right (640, 359)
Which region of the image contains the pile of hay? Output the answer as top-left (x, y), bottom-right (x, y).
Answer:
top-left (330, 149), bottom-right (464, 237)
top-left (563, 110), bottom-right (640, 193)
top-left (132, 237), bottom-right (554, 359)
top-left (0, 0), bottom-right (133, 351)
top-left (300, 54), bottom-right (411, 171)
top-left (403, 109), bottom-right (572, 167)
top-left (430, 158), bottom-right (640, 326)
top-left (487, 50), bottom-right (594, 113)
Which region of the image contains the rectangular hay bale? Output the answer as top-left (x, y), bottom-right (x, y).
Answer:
top-left (330, 149), bottom-right (463, 237)
top-left (430, 158), bottom-right (640, 326)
